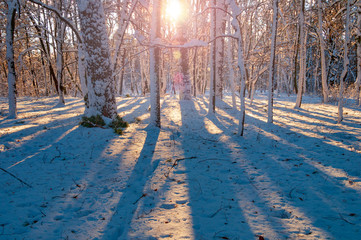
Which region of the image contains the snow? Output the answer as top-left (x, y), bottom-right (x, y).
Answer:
top-left (1, 94), bottom-right (361, 239)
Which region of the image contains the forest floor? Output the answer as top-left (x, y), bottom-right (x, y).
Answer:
top-left (0, 93), bottom-right (361, 240)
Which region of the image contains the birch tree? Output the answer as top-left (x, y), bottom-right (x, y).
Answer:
top-left (76, 0), bottom-right (117, 119)
top-left (268, 0), bottom-right (279, 123)
top-left (5, 0), bottom-right (19, 119)
top-left (338, 0), bottom-right (351, 123)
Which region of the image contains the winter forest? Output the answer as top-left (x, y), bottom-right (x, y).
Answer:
top-left (1, 0), bottom-right (361, 239)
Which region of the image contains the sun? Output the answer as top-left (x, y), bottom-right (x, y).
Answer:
top-left (165, 0), bottom-right (183, 22)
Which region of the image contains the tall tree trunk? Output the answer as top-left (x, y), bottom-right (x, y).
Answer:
top-left (78, 42), bottom-right (88, 102)
top-left (228, 0), bottom-right (247, 135)
top-left (149, 0), bottom-right (161, 127)
top-left (215, 0), bottom-right (226, 99)
top-left (268, 0), bottom-right (279, 123)
top-left (356, 4), bottom-right (361, 106)
top-left (338, 0), bottom-right (351, 123)
top-left (295, 0), bottom-right (306, 108)
top-left (209, 0), bottom-right (217, 113)
top-left (193, 48), bottom-right (198, 97)
top-left (179, 25), bottom-right (191, 100)
top-left (77, 0), bottom-right (117, 119)
top-left (226, 20), bottom-right (236, 109)
top-left (317, 0), bottom-right (329, 103)
top-left (55, 1), bottom-right (65, 106)
top-left (6, 0), bottom-right (18, 119)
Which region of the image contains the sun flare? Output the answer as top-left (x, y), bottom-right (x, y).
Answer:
top-left (165, 0), bottom-right (183, 21)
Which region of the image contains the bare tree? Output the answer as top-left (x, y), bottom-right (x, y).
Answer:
top-left (317, 0), bottom-right (329, 103)
top-left (77, 0), bottom-right (117, 119)
top-left (209, 0), bottom-right (217, 114)
top-left (338, 0), bottom-right (351, 123)
top-left (5, 0), bottom-right (19, 119)
top-left (356, 3), bottom-right (361, 106)
top-left (149, 0), bottom-right (161, 127)
top-left (295, 0), bottom-right (306, 108)
top-left (268, 0), bottom-right (279, 123)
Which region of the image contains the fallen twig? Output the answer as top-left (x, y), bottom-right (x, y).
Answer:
top-left (133, 193), bottom-right (147, 205)
top-left (0, 167), bottom-right (32, 188)
top-left (339, 213), bottom-right (355, 225)
top-left (164, 156), bottom-right (197, 178)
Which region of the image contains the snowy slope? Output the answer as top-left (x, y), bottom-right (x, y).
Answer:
top-left (0, 94), bottom-right (360, 240)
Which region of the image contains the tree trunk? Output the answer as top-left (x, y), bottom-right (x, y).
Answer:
top-left (179, 25), bottom-right (192, 100)
top-left (6, 0), bottom-right (18, 119)
top-left (338, 0), bottom-right (351, 123)
top-left (226, 19), bottom-right (236, 109)
top-left (317, 0), bottom-right (329, 103)
top-left (215, 0), bottom-right (226, 99)
top-left (55, 1), bottom-right (65, 106)
top-left (268, 0), bottom-right (279, 123)
top-left (209, 0), bottom-right (217, 113)
top-left (295, 0), bottom-right (305, 108)
top-left (356, 5), bottom-right (361, 106)
top-left (149, 0), bottom-right (161, 127)
top-left (77, 0), bottom-right (117, 119)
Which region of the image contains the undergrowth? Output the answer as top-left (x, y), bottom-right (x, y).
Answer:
top-left (109, 115), bottom-right (129, 135)
top-left (80, 115), bottom-right (105, 128)
top-left (80, 114), bottom-right (129, 135)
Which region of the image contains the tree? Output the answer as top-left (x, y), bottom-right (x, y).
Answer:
top-left (228, 0), bottom-right (247, 135)
top-left (55, 0), bottom-right (66, 106)
top-left (268, 0), bottom-right (279, 123)
top-left (338, 0), bottom-right (351, 123)
top-left (5, 0), bottom-right (19, 119)
top-left (215, 0), bottom-right (226, 99)
top-left (149, 0), bottom-right (161, 127)
top-left (178, 26), bottom-right (192, 100)
top-left (356, 3), bottom-right (361, 106)
top-left (76, 0), bottom-right (117, 119)
top-left (209, 0), bottom-right (217, 114)
top-left (295, 0), bottom-right (306, 108)
top-left (317, 0), bottom-right (329, 103)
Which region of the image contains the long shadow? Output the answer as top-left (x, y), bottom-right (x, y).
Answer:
top-left (179, 99), bottom-right (257, 239)
top-left (0, 115), bottom-right (82, 168)
top-left (247, 104), bottom-right (361, 155)
top-left (205, 98), bottom-right (361, 239)
top-left (1, 121), bottom-right (116, 239)
top-left (101, 126), bottom-right (160, 239)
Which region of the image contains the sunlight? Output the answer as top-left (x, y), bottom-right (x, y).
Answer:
top-left (165, 0), bottom-right (183, 22)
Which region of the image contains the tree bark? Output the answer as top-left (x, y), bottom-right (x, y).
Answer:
top-left (338, 0), bottom-right (351, 123)
top-left (149, 0), bottom-right (161, 127)
top-left (209, 0), bottom-right (217, 113)
top-left (77, 0), bottom-right (117, 119)
top-left (295, 0), bottom-right (306, 108)
top-left (6, 0), bottom-right (18, 119)
top-left (268, 0), bottom-right (279, 123)
top-left (317, 0), bottom-right (329, 103)
top-left (356, 4), bottom-right (361, 106)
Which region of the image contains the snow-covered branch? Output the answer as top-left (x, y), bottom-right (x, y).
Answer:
top-left (27, 0), bottom-right (83, 43)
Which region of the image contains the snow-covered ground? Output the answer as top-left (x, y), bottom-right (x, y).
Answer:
top-left (0, 94), bottom-right (360, 240)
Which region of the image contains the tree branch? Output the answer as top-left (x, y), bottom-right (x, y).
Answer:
top-left (27, 0), bottom-right (83, 43)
